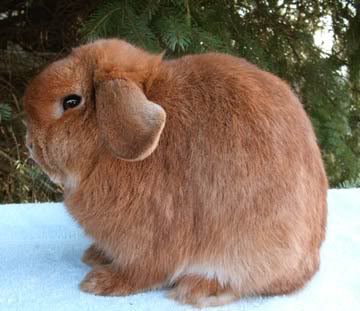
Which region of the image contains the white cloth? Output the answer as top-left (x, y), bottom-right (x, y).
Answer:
top-left (1, 189), bottom-right (359, 311)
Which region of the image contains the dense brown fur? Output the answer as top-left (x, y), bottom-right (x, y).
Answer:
top-left (24, 39), bottom-right (328, 307)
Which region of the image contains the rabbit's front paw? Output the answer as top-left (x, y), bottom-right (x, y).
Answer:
top-left (80, 265), bottom-right (134, 296)
top-left (82, 244), bottom-right (112, 267)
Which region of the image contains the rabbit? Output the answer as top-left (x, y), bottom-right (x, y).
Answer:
top-left (23, 38), bottom-right (328, 307)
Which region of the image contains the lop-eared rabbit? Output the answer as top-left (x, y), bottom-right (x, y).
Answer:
top-left (24, 39), bottom-right (327, 307)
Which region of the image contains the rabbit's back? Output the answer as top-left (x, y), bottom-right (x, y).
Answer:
top-left (145, 53), bottom-right (327, 293)
top-left (150, 53), bottom-right (326, 204)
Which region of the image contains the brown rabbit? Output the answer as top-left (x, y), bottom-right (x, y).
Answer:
top-left (23, 39), bottom-right (327, 307)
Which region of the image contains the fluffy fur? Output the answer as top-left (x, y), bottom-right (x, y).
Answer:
top-left (24, 39), bottom-right (328, 307)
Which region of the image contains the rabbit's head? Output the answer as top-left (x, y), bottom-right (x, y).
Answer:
top-left (24, 39), bottom-right (166, 188)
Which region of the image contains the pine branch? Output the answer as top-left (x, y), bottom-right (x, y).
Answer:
top-left (81, 0), bottom-right (124, 38)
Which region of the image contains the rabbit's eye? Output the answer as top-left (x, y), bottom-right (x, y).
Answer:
top-left (63, 95), bottom-right (82, 111)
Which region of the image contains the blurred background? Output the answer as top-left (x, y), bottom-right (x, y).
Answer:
top-left (0, 0), bottom-right (359, 203)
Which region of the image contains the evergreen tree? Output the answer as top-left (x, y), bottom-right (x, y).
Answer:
top-left (1, 0), bottom-right (359, 202)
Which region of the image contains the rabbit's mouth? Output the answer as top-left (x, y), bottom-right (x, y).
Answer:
top-left (31, 147), bottom-right (60, 183)
top-left (28, 135), bottom-right (63, 185)
top-left (31, 143), bottom-right (79, 189)
top-left (26, 128), bottom-right (81, 190)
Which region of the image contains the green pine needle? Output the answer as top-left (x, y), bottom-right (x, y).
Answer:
top-left (0, 103), bottom-right (12, 122)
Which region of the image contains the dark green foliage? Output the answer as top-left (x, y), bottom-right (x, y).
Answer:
top-left (81, 1), bottom-right (233, 55)
top-left (0, 103), bottom-right (12, 122)
top-left (0, 0), bottom-right (359, 202)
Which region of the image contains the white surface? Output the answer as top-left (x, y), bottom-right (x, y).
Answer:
top-left (0, 189), bottom-right (359, 311)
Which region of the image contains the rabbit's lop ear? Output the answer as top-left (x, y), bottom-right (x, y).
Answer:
top-left (95, 79), bottom-right (166, 161)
